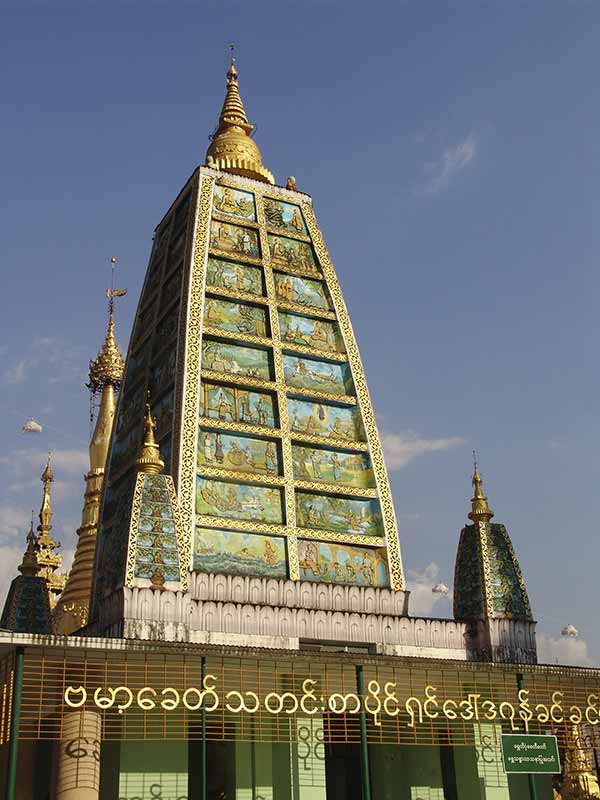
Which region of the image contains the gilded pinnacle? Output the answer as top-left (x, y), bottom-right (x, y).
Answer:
top-left (468, 462), bottom-right (494, 523)
top-left (136, 399), bottom-right (164, 475)
top-left (18, 518), bottom-right (39, 577)
top-left (205, 58), bottom-right (275, 185)
top-left (88, 303), bottom-right (125, 392)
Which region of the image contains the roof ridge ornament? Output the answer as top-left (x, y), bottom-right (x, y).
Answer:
top-left (135, 392), bottom-right (165, 475)
top-left (468, 450), bottom-right (494, 522)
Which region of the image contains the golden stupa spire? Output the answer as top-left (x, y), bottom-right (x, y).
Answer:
top-left (18, 513), bottom-right (40, 578)
top-left (88, 257), bottom-right (126, 393)
top-left (468, 451), bottom-right (494, 523)
top-left (37, 454), bottom-right (56, 543)
top-left (136, 394), bottom-right (165, 475)
top-left (205, 46), bottom-right (275, 185)
top-left (35, 455), bottom-right (66, 606)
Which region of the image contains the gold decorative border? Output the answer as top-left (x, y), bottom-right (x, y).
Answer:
top-left (165, 475), bottom-right (188, 591)
top-left (178, 176), bottom-right (215, 568)
top-left (289, 432), bottom-right (369, 451)
top-left (293, 479), bottom-right (378, 498)
top-left (280, 341), bottom-right (348, 363)
top-left (201, 368), bottom-right (278, 392)
top-left (199, 416), bottom-right (281, 437)
top-left (196, 515), bottom-right (288, 537)
top-left (205, 285), bottom-right (268, 305)
top-left (478, 521), bottom-right (495, 617)
top-left (202, 325), bottom-right (272, 348)
top-left (302, 203), bottom-right (405, 590)
top-left (296, 527), bottom-right (387, 546)
top-left (124, 474), bottom-right (145, 588)
top-left (210, 210), bottom-right (260, 232)
top-left (197, 466), bottom-right (285, 486)
top-left (275, 299), bottom-right (336, 321)
top-left (209, 246), bottom-right (263, 268)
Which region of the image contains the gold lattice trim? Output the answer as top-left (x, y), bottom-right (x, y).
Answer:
top-left (197, 466), bottom-right (285, 486)
top-left (293, 479), bottom-right (378, 498)
top-left (478, 521), bottom-right (495, 617)
top-left (275, 299), bottom-right (336, 321)
top-left (203, 325), bottom-right (272, 348)
top-left (199, 416), bottom-right (280, 437)
top-left (124, 474), bottom-right (145, 588)
top-left (205, 285), bottom-right (268, 305)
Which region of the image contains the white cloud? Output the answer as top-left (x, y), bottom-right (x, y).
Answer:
top-left (382, 431), bottom-right (465, 470)
top-left (419, 133), bottom-right (477, 195)
top-left (406, 562), bottom-right (453, 617)
top-left (0, 505), bottom-right (31, 541)
top-left (5, 360), bottom-right (28, 385)
top-left (537, 633), bottom-right (596, 667)
top-left (2, 337), bottom-right (84, 386)
top-left (0, 448), bottom-right (88, 477)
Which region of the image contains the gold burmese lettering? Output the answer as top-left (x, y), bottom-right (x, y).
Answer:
top-left (61, 678), bottom-right (600, 731)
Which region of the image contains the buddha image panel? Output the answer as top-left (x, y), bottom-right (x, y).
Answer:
top-left (202, 340), bottom-right (272, 381)
top-left (196, 477), bottom-right (284, 524)
top-left (210, 220), bottom-right (260, 259)
top-left (298, 540), bottom-right (389, 588)
top-left (194, 527), bottom-right (286, 579)
top-left (204, 297), bottom-right (268, 338)
top-left (292, 444), bottom-right (374, 488)
top-left (263, 196), bottom-right (307, 235)
top-left (198, 429), bottom-right (280, 476)
top-left (207, 257), bottom-right (264, 296)
top-left (287, 398), bottom-right (365, 442)
top-left (212, 184), bottom-right (256, 221)
top-left (274, 272), bottom-right (331, 311)
top-left (280, 312), bottom-right (344, 353)
top-left (268, 234), bottom-right (319, 275)
top-left (283, 354), bottom-right (352, 395)
top-left (296, 492), bottom-right (384, 537)
top-left (200, 382), bottom-right (277, 428)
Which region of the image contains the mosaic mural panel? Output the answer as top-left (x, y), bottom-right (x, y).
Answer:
top-left (150, 347), bottom-right (177, 396)
top-left (202, 340), bottom-right (272, 381)
top-left (212, 184), bottom-right (256, 221)
top-left (196, 477), bottom-right (284, 524)
top-left (454, 525), bottom-right (485, 620)
top-left (487, 523), bottom-right (529, 619)
top-left (204, 297), bottom-right (268, 337)
top-left (207, 257), bottom-right (263, 296)
top-left (296, 492), bottom-right (384, 537)
top-left (133, 475), bottom-right (181, 582)
top-left (274, 273), bottom-right (330, 311)
top-left (200, 382), bottom-right (277, 428)
top-left (110, 424), bottom-right (142, 474)
top-left (263, 197), bottom-right (307, 234)
top-left (198, 430), bottom-right (280, 476)
top-left (193, 528), bottom-right (286, 579)
top-left (280, 312), bottom-right (344, 353)
top-left (298, 540), bottom-right (389, 587)
top-left (292, 444), bottom-right (374, 488)
top-left (268, 234), bottom-right (319, 275)
top-left (283, 354), bottom-right (352, 395)
top-left (210, 221), bottom-right (260, 259)
top-left (287, 398), bottom-right (365, 441)
top-left (151, 390), bottom-right (174, 442)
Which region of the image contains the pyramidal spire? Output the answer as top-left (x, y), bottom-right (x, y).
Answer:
top-left (136, 395), bottom-right (165, 475)
top-left (18, 514), bottom-right (40, 577)
top-left (205, 49), bottom-right (275, 185)
top-left (468, 451), bottom-right (494, 523)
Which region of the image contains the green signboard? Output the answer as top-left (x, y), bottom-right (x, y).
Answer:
top-left (501, 734), bottom-right (561, 774)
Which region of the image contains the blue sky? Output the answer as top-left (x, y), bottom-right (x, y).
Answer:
top-left (1, 1), bottom-right (599, 665)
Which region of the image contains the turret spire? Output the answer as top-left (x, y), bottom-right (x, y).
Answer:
top-left (35, 455), bottom-right (66, 606)
top-left (468, 451), bottom-right (494, 523)
top-left (205, 51), bottom-right (275, 185)
top-left (136, 395), bottom-right (165, 475)
top-left (18, 513), bottom-right (40, 577)
top-left (88, 258), bottom-right (126, 393)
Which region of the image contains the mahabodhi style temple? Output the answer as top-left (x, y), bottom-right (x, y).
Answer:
top-left (1, 57), bottom-right (599, 800)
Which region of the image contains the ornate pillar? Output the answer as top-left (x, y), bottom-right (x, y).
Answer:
top-left (55, 711), bottom-right (101, 800)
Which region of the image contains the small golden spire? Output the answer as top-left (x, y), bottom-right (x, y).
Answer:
top-left (205, 48), bottom-right (275, 185)
top-left (88, 258), bottom-right (126, 393)
top-left (38, 454), bottom-right (55, 538)
top-left (35, 456), bottom-right (66, 604)
top-left (468, 451), bottom-right (494, 523)
top-left (136, 395), bottom-right (165, 474)
top-left (18, 514), bottom-right (40, 577)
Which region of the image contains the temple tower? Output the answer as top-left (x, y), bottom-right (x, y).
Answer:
top-left (35, 456), bottom-right (66, 607)
top-left (54, 286), bottom-right (125, 634)
top-left (453, 460), bottom-right (537, 662)
top-left (90, 58), bottom-right (407, 641)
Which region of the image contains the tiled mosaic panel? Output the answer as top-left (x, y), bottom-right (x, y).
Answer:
top-left (287, 398), bottom-right (365, 441)
top-left (292, 444), bottom-right (374, 488)
top-left (274, 272), bottom-right (331, 311)
top-left (194, 527), bottom-right (286, 579)
top-left (486, 523), bottom-right (529, 618)
top-left (279, 311), bottom-right (344, 353)
top-left (298, 540), bottom-right (389, 587)
top-left (133, 475), bottom-right (181, 582)
top-left (198, 429), bottom-right (280, 476)
top-left (210, 220), bottom-right (260, 259)
top-left (282, 354), bottom-right (352, 395)
top-left (263, 197), bottom-right (307, 235)
top-left (296, 492), bottom-right (384, 537)
top-left (207, 257), bottom-right (264, 296)
top-left (454, 525), bottom-right (485, 619)
top-left (212, 185), bottom-right (256, 221)
top-left (196, 477), bottom-right (284, 525)
top-left (202, 340), bottom-right (272, 381)
top-left (268, 234), bottom-right (319, 275)
top-left (200, 382), bottom-right (278, 428)
top-left (204, 297), bottom-right (268, 337)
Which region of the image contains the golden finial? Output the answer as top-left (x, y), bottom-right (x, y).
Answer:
top-left (38, 453), bottom-right (54, 536)
top-left (136, 393), bottom-right (165, 474)
top-left (18, 513), bottom-right (40, 577)
top-left (205, 49), bottom-right (275, 185)
top-left (468, 450), bottom-right (494, 522)
top-left (88, 258), bottom-right (126, 393)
